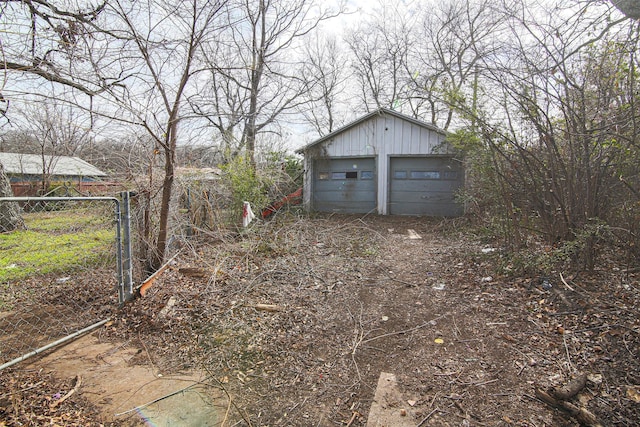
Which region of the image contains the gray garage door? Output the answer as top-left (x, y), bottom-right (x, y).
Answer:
top-left (389, 157), bottom-right (463, 216)
top-left (313, 158), bottom-right (376, 213)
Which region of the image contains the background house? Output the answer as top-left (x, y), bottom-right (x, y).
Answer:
top-left (0, 152), bottom-right (112, 196)
top-left (297, 108), bottom-right (464, 216)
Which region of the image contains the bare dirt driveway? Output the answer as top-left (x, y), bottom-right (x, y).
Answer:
top-left (2, 214), bottom-right (639, 426)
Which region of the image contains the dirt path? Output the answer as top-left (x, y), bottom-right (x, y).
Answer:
top-left (111, 215), bottom-right (638, 426)
top-left (2, 214), bottom-right (638, 426)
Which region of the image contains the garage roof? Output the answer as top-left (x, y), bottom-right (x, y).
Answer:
top-left (0, 152), bottom-right (107, 177)
top-left (296, 107), bottom-right (446, 154)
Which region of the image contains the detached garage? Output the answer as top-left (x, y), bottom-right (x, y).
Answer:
top-left (297, 108), bottom-right (464, 216)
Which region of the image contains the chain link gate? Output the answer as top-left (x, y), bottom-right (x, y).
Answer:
top-left (0, 192), bottom-right (135, 370)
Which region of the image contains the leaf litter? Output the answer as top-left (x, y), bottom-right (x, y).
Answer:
top-left (1, 214), bottom-right (638, 426)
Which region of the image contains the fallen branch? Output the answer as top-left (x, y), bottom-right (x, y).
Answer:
top-left (178, 267), bottom-right (213, 278)
top-left (386, 274), bottom-right (416, 287)
top-left (534, 387), bottom-right (602, 427)
top-left (559, 272), bottom-right (575, 291)
top-left (551, 373), bottom-right (587, 400)
top-left (50, 375), bottom-right (82, 409)
top-left (472, 378), bottom-right (499, 387)
top-left (114, 382), bottom-right (199, 416)
top-left (209, 376), bottom-right (254, 427)
top-left (345, 411), bottom-right (360, 427)
top-left (433, 371), bottom-right (460, 376)
top-left (417, 408), bottom-right (438, 427)
top-left (138, 332), bottom-right (158, 376)
top-left (251, 303), bottom-right (283, 312)
top-left (0, 381), bottom-right (44, 399)
top-left (138, 251), bottom-right (181, 297)
top-left (562, 334), bottom-right (575, 373)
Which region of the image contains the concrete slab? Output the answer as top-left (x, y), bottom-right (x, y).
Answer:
top-left (31, 333), bottom-right (224, 426)
top-left (132, 384), bottom-right (221, 426)
top-left (407, 229), bottom-right (422, 240)
top-left (367, 372), bottom-right (415, 427)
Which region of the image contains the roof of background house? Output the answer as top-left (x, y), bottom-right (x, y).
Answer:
top-left (175, 166), bottom-right (222, 181)
top-left (0, 152), bottom-right (107, 177)
top-left (295, 107), bottom-right (447, 154)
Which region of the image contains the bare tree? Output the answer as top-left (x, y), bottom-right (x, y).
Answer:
top-left (2, 0), bottom-right (339, 269)
top-left (342, 0), bottom-right (499, 129)
top-left (344, 2), bottom-right (414, 114)
top-left (2, 0), bottom-right (227, 271)
top-left (86, 0), bottom-right (226, 273)
top-left (0, 0), bottom-right (111, 230)
top-left (194, 0), bottom-right (345, 164)
top-left (76, 134), bottom-right (148, 177)
top-left (5, 103), bottom-right (94, 193)
top-left (405, 0), bottom-right (501, 129)
top-left (299, 33), bottom-right (349, 136)
top-left (0, 0), bottom-right (110, 103)
top-left (0, 104), bottom-right (90, 157)
top-left (463, 0), bottom-right (639, 269)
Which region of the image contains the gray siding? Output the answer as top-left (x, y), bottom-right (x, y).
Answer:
top-left (317, 114), bottom-right (448, 158)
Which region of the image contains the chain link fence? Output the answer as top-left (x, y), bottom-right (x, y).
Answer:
top-left (0, 195), bottom-right (133, 369)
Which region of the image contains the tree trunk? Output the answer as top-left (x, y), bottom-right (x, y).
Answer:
top-left (0, 163), bottom-right (24, 232)
top-left (242, 0), bottom-right (266, 168)
top-left (149, 146), bottom-right (175, 273)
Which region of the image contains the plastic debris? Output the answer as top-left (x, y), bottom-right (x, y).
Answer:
top-left (242, 201), bottom-right (255, 227)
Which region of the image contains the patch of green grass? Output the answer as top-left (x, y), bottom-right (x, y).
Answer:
top-left (0, 209), bottom-right (115, 282)
top-left (26, 208), bottom-right (109, 232)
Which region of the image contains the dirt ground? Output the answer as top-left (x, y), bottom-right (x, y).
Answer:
top-left (1, 213), bottom-right (639, 426)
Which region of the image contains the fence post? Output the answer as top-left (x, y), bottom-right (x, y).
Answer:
top-left (121, 191), bottom-right (135, 302)
top-left (114, 198), bottom-right (125, 305)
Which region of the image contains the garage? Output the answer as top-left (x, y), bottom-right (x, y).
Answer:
top-left (389, 157), bottom-right (463, 216)
top-left (298, 108), bottom-right (464, 216)
top-left (312, 157), bottom-right (376, 213)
